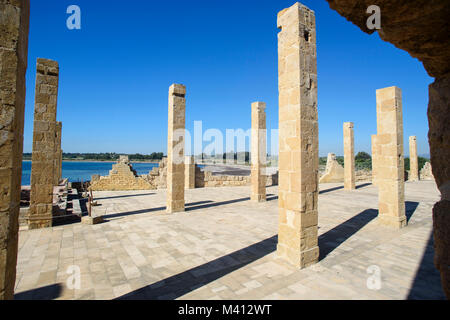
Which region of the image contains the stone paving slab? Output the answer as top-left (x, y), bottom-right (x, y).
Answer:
top-left (14, 181), bottom-right (445, 300)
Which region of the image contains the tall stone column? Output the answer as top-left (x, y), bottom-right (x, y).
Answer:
top-left (166, 84), bottom-right (185, 213)
top-left (251, 102), bottom-right (267, 202)
top-left (371, 134), bottom-right (378, 186)
top-left (343, 122), bottom-right (355, 190)
top-left (28, 58), bottom-right (59, 229)
top-left (185, 156), bottom-right (195, 189)
top-left (376, 86), bottom-right (406, 229)
top-left (0, 0), bottom-right (30, 300)
top-left (276, 3), bottom-right (319, 268)
top-left (409, 136), bottom-right (419, 181)
top-left (53, 122), bottom-right (62, 185)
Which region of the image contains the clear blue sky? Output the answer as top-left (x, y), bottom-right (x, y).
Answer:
top-left (23, 0), bottom-right (433, 157)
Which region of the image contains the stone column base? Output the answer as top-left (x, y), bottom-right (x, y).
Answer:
top-left (276, 244), bottom-right (319, 269)
top-left (82, 216), bottom-right (104, 225)
top-left (377, 214), bottom-right (407, 229)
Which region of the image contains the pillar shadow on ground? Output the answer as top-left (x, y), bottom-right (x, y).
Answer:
top-left (115, 235), bottom-right (278, 300)
top-left (14, 283), bottom-right (62, 300)
top-left (319, 185), bottom-right (344, 194)
top-left (103, 200), bottom-right (215, 219)
top-left (318, 208), bottom-right (378, 260)
top-left (407, 231), bottom-right (446, 299)
top-left (405, 201), bottom-right (419, 222)
top-left (94, 193), bottom-right (155, 201)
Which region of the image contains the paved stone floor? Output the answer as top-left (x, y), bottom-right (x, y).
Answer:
top-left (14, 180), bottom-right (445, 300)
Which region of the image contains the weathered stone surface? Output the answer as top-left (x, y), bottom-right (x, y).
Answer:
top-left (81, 215), bottom-right (103, 225)
top-left (420, 162), bottom-right (434, 181)
top-left (408, 136), bottom-right (419, 181)
top-left (319, 153), bottom-right (344, 183)
top-left (325, 0), bottom-right (450, 297)
top-left (0, 0), bottom-right (30, 300)
top-left (251, 102), bottom-right (266, 202)
top-left (53, 121), bottom-right (62, 185)
top-left (371, 134), bottom-right (378, 186)
top-left (166, 84), bottom-right (185, 213)
top-left (375, 86), bottom-right (406, 229)
top-left (343, 122), bottom-right (355, 190)
top-left (89, 156), bottom-right (153, 191)
top-left (428, 74), bottom-right (450, 298)
top-left (276, 3), bottom-right (319, 268)
top-left (185, 156), bottom-right (195, 189)
top-left (28, 58), bottom-right (59, 230)
top-left (325, 0), bottom-right (450, 79)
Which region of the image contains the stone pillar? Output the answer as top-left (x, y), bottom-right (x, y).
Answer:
top-left (28, 58), bottom-right (59, 229)
top-left (343, 122), bottom-right (355, 190)
top-left (185, 156), bottom-right (195, 189)
top-left (276, 3), bottom-right (319, 268)
top-left (371, 134), bottom-right (378, 186)
top-left (0, 0), bottom-right (30, 300)
top-left (428, 75), bottom-right (450, 298)
top-left (251, 102), bottom-right (267, 202)
top-left (166, 84), bottom-right (185, 213)
top-left (376, 86), bottom-right (406, 229)
top-left (53, 122), bottom-right (62, 185)
top-left (409, 136), bottom-right (419, 181)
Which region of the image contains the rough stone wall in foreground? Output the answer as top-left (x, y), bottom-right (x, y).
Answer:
top-left (325, 0), bottom-right (450, 296)
top-left (0, 0), bottom-right (30, 300)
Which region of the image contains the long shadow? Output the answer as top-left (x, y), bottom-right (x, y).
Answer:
top-left (116, 201), bottom-right (420, 299)
top-left (103, 200), bottom-right (215, 219)
top-left (405, 201), bottom-right (419, 222)
top-left (14, 283), bottom-right (62, 300)
top-left (407, 231), bottom-right (446, 299)
top-left (94, 193), bottom-right (155, 201)
top-left (356, 183), bottom-right (372, 189)
top-left (116, 235), bottom-right (278, 300)
top-left (318, 208), bottom-right (378, 260)
top-left (319, 185), bottom-right (344, 194)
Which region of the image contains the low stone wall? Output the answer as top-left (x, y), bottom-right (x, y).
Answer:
top-left (195, 166), bottom-right (278, 188)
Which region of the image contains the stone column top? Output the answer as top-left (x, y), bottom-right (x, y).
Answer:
top-left (376, 86), bottom-right (402, 99)
top-left (251, 101), bottom-right (266, 111)
top-left (277, 2), bottom-right (315, 29)
top-left (36, 58), bottom-right (59, 74)
top-left (344, 122), bottom-right (354, 128)
top-left (169, 84), bottom-right (186, 97)
top-left (409, 136), bottom-right (417, 141)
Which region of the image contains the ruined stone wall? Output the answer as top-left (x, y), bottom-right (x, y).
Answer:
top-left (0, 0), bottom-right (30, 300)
top-left (89, 156), bottom-right (153, 191)
top-left (319, 153), bottom-right (344, 183)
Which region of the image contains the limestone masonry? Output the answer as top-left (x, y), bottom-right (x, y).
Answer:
top-left (319, 153), bottom-right (344, 183)
top-left (0, 0), bottom-right (30, 300)
top-left (251, 102), bottom-right (267, 202)
top-left (166, 84), bottom-right (186, 213)
top-left (409, 136), bottom-right (419, 181)
top-left (276, 3), bottom-right (319, 268)
top-left (343, 122), bottom-right (355, 190)
top-left (28, 58), bottom-right (59, 230)
top-left (375, 86), bottom-right (406, 229)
